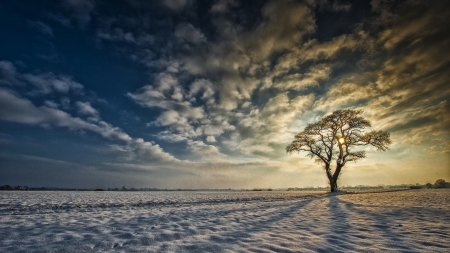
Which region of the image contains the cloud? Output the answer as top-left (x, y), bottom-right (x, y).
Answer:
top-left (273, 64), bottom-right (331, 91)
top-left (44, 100), bottom-right (59, 109)
top-left (331, 1), bottom-right (351, 12)
top-left (23, 72), bottom-right (84, 95)
top-left (28, 21), bottom-right (54, 36)
top-left (128, 138), bottom-right (180, 164)
top-left (373, 1), bottom-right (450, 50)
top-left (121, 0), bottom-right (322, 160)
top-left (188, 79), bottom-right (215, 104)
top-left (75, 101), bottom-right (98, 117)
top-left (0, 88), bottom-right (121, 139)
top-left (163, 0), bottom-right (189, 11)
top-left (187, 140), bottom-right (227, 161)
top-left (381, 101), bottom-right (449, 147)
top-left (60, 97), bottom-right (71, 109)
top-left (127, 72), bottom-right (188, 109)
top-left (206, 136), bottom-right (216, 143)
top-left (0, 87), bottom-right (180, 166)
top-left (174, 23), bottom-right (206, 45)
top-left (223, 93), bottom-right (315, 158)
top-left (97, 27), bottom-right (136, 43)
top-left (61, 0), bottom-right (95, 27)
top-left (98, 0), bottom-right (449, 172)
top-left (151, 110), bottom-right (197, 139)
top-left (0, 61), bottom-right (22, 86)
top-left (210, 0), bottom-right (238, 13)
top-left (0, 61), bottom-right (84, 95)
top-left (313, 74), bottom-right (377, 111)
top-left (232, 0), bottom-right (317, 62)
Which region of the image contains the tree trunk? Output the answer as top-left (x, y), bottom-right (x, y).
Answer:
top-left (329, 177), bottom-right (339, 192)
top-left (324, 163), bottom-right (338, 192)
top-left (330, 163), bottom-right (343, 193)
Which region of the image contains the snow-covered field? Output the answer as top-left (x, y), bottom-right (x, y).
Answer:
top-left (0, 189), bottom-right (449, 252)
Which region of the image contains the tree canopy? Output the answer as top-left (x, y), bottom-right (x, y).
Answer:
top-left (287, 109), bottom-right (391, 192)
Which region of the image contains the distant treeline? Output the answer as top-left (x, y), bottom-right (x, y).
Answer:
top-left (291, 180), bottom-right (450, 191)
top-left (405, 179), bottom-right (450, 189)
top-left (1, 179), bottom-right (449, 191)
top-left (0, 185), bottom-right (91, 191)
top-left (108, 187), bottom-right (273, 191)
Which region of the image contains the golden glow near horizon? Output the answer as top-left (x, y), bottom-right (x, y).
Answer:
top-left (339, 138), bottom-right (345, 144)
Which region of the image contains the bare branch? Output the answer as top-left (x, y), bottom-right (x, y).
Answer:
top-left (360, 130), bottom-right (392, 151)
top-left (286, 108), bottom-right (392, 192)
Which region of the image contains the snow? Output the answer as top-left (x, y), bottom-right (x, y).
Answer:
top-left (0, 189), bottom-right (449, 252)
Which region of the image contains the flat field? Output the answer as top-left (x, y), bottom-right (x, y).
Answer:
top-left (0, 189), bottom-right (449, 252)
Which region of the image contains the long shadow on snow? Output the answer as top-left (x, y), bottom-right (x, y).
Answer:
top-left (338, 198), bottom-right (418, 252)
top-left (315, 196), bottom-right (355, 253)
top-left (81, 197), bottom-right (317, 238)
top-left (178, 198), bottom-right (317, 253)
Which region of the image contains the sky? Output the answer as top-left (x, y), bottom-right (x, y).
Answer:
top-left (0, 0), bottom-right (449, 189)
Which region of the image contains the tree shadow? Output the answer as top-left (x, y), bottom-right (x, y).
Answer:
top-left (177, 198), bottom-right (317, 252)
top-left (337, 198), bottom-right (417, 252)
top-left (315, 195), bottom-right (355, 253)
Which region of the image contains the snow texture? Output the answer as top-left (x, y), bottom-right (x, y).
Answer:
top-left (0, 189), bottom-right (449, 252)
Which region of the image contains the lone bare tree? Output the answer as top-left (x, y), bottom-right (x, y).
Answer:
top-left (286, 109), bottom-right (391, 192)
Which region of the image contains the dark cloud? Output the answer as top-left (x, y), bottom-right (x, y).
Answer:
top-left (28, 20), bottom-right (54, 36)
top-left (163, 0), bottom-right (189, 11)
top-left (60, 0), bottom-right (95, 27)
top-left (0, 61), bottom-right (22, 86)
top-left (388, 116), bottom-right (439, 133)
